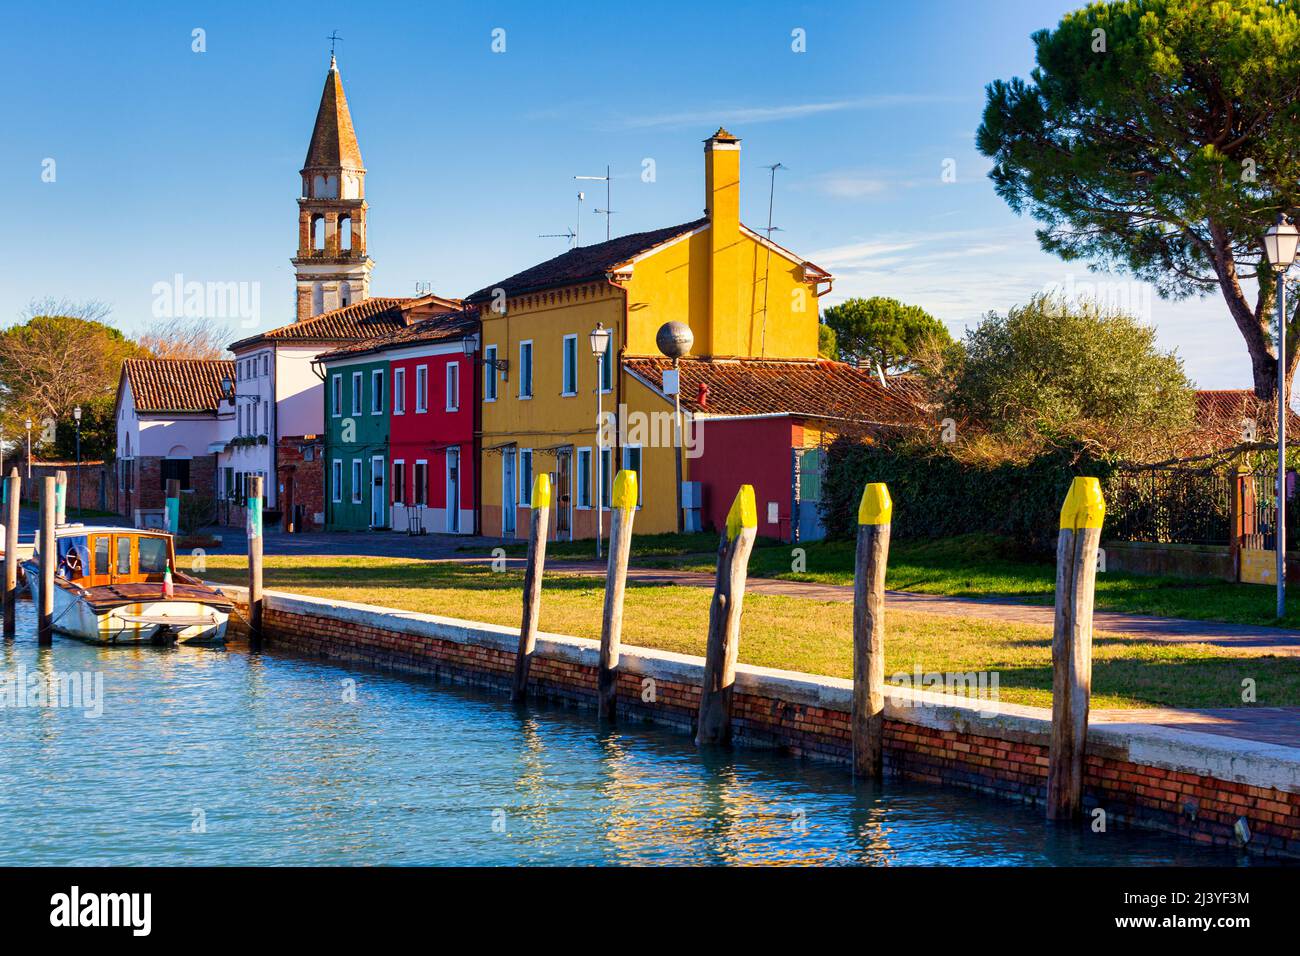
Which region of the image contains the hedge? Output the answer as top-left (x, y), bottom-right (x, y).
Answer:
top-left (818, 436), bottom-right (1118, 552)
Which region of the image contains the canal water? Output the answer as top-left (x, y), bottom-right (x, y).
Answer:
top-left (0, 602), bottom-right (1251, 866)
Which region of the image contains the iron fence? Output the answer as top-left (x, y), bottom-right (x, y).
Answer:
top-left (1105, 468), bottom-right (1231, 546)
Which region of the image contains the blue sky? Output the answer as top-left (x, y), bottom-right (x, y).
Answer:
top-left (0, 0), bottom-right (1240, 386)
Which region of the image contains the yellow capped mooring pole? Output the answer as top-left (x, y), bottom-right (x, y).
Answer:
top-left (512, 473), bottom-right (552, 702)
top-left (696, 484), bottom-right (758, 746)
top-left (1047, 476), bottom-right (1105, 821)
top-left (852, 482), bottom-right (892, 777)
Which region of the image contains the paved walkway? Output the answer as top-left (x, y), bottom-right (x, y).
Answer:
top-left (499, 560), bottom-right (1300, 657)
top-left (57, 521), bottom-right (1300, 657)
top-left (1091, 707), bottom-right (1300, 747)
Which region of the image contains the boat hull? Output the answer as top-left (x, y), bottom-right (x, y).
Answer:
top-left (21, 565), bottom-right (229, 646)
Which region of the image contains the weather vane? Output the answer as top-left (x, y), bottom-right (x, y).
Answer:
top-left (328, 31), bottom-right (343, 57)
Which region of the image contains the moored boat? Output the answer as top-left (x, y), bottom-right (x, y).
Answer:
top-left (21, 525), bottom-right (232, 645)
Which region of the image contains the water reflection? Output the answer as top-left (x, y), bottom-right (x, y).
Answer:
top-left (0, 601), bottom-right (1261, 866)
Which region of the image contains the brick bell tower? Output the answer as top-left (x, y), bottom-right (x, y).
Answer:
top-left (293, 54), bottom-right (373, 322)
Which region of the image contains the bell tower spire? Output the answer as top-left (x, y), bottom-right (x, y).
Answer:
top-left (292, 50), bottom-right (373, 322)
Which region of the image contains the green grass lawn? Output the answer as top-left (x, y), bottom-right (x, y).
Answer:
top-left (18, 500), bottom-right (119, 520)
top-left (204, 554), bottom-right (1297, 711)
top-left (506, 530), bottom-right (1300, 630)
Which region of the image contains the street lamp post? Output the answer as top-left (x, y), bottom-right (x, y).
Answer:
top-left (1264, 214), bottom-right (1300, 618)
top-left (24, 419), bottom-right (32, 479)
top-left (656, 322), bottom-right (695, 534)
top-left (73, 405), bottom-right (82, 518)
top-left (590, 323), bottom-right (612, 560)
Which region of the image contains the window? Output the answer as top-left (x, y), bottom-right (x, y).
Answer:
top-left (394, 367), bottom-right (406, 415)
top-left (331, 460), bottom-right (343, 503)
top-left (415, 365), bottom-right (428, 413)
top-left (160, 458), bottom-right (190, 491)
top-left (576, 448), bottom-right (592, 508)
top-left (116, 537), bottom-right (132, 576)
top-left (331, 374), bottom-right (342, 417)
top-left (138, 537), bottom-right (169, 574)
top-left (519, 341), bottom-right (533, 399)
top-left (483, 346), bottom-right (498, 401)
top-left (600, 448), bottom-right (613, 508)
top-left (238, 405), bottom-right (245, 436)
top-left (414, 460), bottom-right (427, 506)
top-left (562, 334), bottom-right (578, 395)
top-left (262, 354), bottom-right (269, 376)
top-left (371, 369), bottom-right (384, 414)
top-left (519, 449), bottom-right (533, 506)
top-left (600, 348), bottom-right (616, 392)
top-left (93, 537), bottom-right (109, 576)
top-left (392, 460), bottom-right (406, 505)
top-left (351, 459), bottom-right (363, 504)
top-left (351, 371), bottom-right (363, 415)
top-left (446, 361), bottom-right (460, 411)
top-left (622, 445), bottom-right (643, 507)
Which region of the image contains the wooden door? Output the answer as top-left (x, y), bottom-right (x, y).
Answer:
top-left (555, 451), bottom-right (572, 539)
top-left (111, 534), bottom-right (135, 584)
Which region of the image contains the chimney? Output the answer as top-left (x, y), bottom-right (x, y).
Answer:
top-left (705, 128), bottom-right (741, 356)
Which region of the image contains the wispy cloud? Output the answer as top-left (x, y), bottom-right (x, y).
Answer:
top-left (811, 173), bottom-right (891, 198)
top-left (605, 94), bottom-right (963, 131)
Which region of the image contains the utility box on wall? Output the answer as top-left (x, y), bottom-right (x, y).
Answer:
top-left (681, 481), bottom-right (703, 532)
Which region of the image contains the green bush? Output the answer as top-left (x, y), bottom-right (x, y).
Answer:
top-left (820, 435), bottom-right (1118, 553)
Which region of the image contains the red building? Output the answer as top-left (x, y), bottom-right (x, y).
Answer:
top-left (624, 357), bottom-right (925, 542)
top-left (318, 310), bottom-right (479, 534)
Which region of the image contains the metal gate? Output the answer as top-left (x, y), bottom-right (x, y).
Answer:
top-left (1236, 470), bottom-right (1280, 584)
top-left (792, 447), bottom-right (826, 542)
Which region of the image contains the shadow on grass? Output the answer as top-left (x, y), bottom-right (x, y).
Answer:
top-left (893, 658), bottom-right (1298, 710)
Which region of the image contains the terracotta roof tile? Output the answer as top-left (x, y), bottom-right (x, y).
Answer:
top-left (466, 219), bottom-right (708, 302)
top-left (304, 59), bottom-right (363, 170)
top-left (122, 358), bottom-right (234, 414)
top-left (1191, 389), bottom-right (1300, 450)
top-left (227, 294), bottom-right (461, 351)
top-left (317, 309), bottom-right (481, 361)
top-left (623, 356), bottom-right (925, 425)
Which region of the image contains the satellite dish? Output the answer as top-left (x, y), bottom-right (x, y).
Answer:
top-left (656, 321), bottom-right (694, 360)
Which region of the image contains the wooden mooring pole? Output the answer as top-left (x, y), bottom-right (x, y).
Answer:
top-left (696, 484), bottom-right (758, 746)
top-left (1046, 476), bottom-right (1105, 821)
top-left (3, 469), bottom-right (19, 639)
top-left (165, 478), bottom-right (181, 535)
top-left (597, 470), bottom-right (638, 721)
top-left (511, 473), bottom-right (552, 703)
top-left (852, 482), bottom-right (892, 777)
top-left (246, 474), bottom-right (264, 649)
top-left (54, 469), bottom-right (67, 526)
top-left (37, 476), bottom-right (56, 645)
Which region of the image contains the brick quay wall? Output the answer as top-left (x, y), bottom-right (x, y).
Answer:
top-left (219, 587), bottom-right (1300, 860)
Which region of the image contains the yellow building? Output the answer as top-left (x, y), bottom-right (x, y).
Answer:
top-left (467, 128), bottom-right (911, 542)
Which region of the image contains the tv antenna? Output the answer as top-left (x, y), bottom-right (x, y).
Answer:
top-left (539, 227), bottom-right (578, 248)
top-left (759, 162), bottom-right (786, 357)
top-left (575, 166), bottom-right (613, 241)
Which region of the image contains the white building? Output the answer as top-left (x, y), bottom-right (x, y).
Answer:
top-left (114, 358), bottom-right (235, 528)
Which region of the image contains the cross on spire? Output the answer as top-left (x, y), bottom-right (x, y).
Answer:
top-left (327, 30), bottom-right (343, 59)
